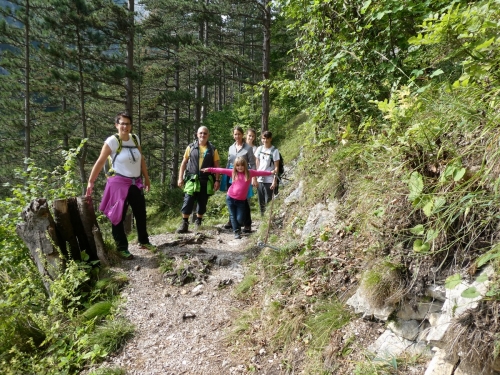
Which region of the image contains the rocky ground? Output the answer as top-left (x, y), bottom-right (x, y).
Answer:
top-left (85, 224), bottom-right (260, 375)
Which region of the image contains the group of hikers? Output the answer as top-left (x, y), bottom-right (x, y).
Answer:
top-left (86, 111), bottom-right (281, 260)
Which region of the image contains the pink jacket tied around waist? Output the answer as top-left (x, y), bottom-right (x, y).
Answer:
top-left (99, 175), bottom-right (144, 225)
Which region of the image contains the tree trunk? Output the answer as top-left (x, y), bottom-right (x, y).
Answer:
top-left (126, 0), bottom-right (134, 115)
top-left (261, 0), bottom-right (271, 133)
top-left (24, 0), bottom-right (31, 159)
top-left (172, 63), bottom-right (180, 189)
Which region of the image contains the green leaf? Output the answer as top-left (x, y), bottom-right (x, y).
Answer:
top-left (413, 239), bottom-right (430, 253)
top-left (423, 200), bottom-right (434, 217)
top-left (360, 0), bottom-right (372, 14)
top-left (410, 224), bottom-right (425, 235)
top-left (475, 274), bottom-right (489, 283)
top-left (433, 197), bottom-right (446, 211)
top-left (474, 37), bottom-right (494, 52)
top-left (426, 229), bottom-right (439, 242)
top-left (453, 167), bottom-right (466, 182)
top-left (445, 274), bottom-right (462, 289)
top-left (461, 287), bottom-right (480, 299)
top-left (408, 172), bottom-right (423, 202)
top-left (430, 69), bottom-right (444, 78)
top-left (477, 251), bottom-right (500, 268)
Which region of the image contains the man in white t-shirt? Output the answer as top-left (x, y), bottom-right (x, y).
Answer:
top-left (255, 131), bottom-right (279, 216)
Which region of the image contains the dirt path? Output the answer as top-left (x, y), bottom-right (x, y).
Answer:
top-left (90, 225), bottom-right (256, 374)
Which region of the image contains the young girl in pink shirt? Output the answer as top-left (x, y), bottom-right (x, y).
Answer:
top-left (202, 156), bottom-right (273, 238)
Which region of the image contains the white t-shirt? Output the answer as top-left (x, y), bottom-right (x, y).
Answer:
top-left (105, 135), bottom-right (142, 178)
top-left (256, 145), bottom-right (280, 183)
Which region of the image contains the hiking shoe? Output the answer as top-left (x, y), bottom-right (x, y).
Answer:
top-left (223, 220), bottom-right (232, 229)
top-left (119, 249), bottom-right (134, 260)
top-left (194, 221), bottom-right (201, 231)
top-left (140, 243), bottom-right (156, 252)
top-left (176, 221), bottom-right (189, 233)
top-left (242, 226), bottom-right (252, 233)
top-left (234, 233), bottom-right (242, 239)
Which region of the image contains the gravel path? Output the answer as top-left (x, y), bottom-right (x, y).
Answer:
top-left (88, 226), bottom-right (256, 374)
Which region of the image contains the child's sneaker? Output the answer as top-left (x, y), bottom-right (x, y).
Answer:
top-left (119, 249), bottom-right (134, 260)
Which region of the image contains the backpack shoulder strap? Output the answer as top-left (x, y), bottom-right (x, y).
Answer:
top-left (113, 134), bottom-right (122, 154)
top-left (256, 146), bottom-right (262, 157)
top-left (269, 145), bottom-right (277, 162)
top-left (131, 133), bottom-right (140, 148)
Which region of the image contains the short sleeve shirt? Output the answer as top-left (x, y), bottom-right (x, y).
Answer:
top-left (183, 144), bottom-right (220, 168)
top-left (105, 135), bottom-right (141, 177)
top-left (256, 146), bottom-right (280, 183)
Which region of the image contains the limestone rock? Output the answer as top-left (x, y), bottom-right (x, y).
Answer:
top-left (387, 319), bottom-right (422, 341)
top-left (367, 330), bottom-right (428, 360)
top-left (426, 266), bottom-right (494, 346)
top-left (424, 348), bottom-right (456, 375)
top-left (301, 201), bottom-right (338, 239)
top-left (397, 300), bottom-right (443, 321)
top-left (346, 288), bottom-right (394, 320)
top-left (284, 180), bottom-right (303, 205)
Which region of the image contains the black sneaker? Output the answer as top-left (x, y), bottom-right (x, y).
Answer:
top-left (242, 226), bottom-right (252, 233)
top-left (224, 220), bottom-right (232, 229)
top-left (176, 221), bottom-right (189, 233)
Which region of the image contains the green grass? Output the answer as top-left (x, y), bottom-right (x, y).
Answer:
top-left (233, 273), bottom-right (258, 297)
top-left (86, 318), bottom-right (134, 354)
top-left (88, 367), bottom-right (126, 375)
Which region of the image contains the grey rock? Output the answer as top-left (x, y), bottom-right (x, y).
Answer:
top-left (284, 180), bottom-right (303, 205)
top-left (346, 288), bottom-right (394, 320)
top-left (396, 300), bottom-right (443, 320)
top-left (387, 319), bottom-right (421, 341)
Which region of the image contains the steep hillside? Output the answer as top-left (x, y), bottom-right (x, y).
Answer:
top-left (226, 108), bottom-right (500, 374)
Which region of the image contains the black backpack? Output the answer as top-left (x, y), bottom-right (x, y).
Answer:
top-left (257, 145), bottom-right (284, 178)
top-left (270, 146), bottom-right (284, 178)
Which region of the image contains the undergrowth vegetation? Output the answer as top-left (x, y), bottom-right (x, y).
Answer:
top-left (0, 144), bottom-right (134, 374)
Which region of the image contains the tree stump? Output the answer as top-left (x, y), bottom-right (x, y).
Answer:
top-left (16, 197), bottom-right (110, 292)
top-left (16, 199), bottom-right (63, 293)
